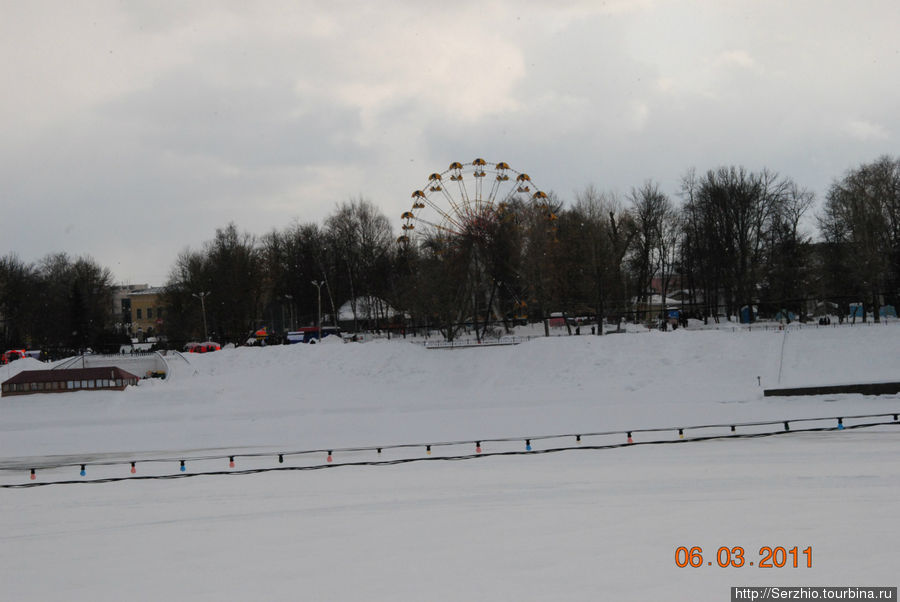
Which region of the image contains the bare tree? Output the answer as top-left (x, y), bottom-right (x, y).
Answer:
top-left (571, 186), bottom-right (630, 333)
top-left (628, 181), bottom-right (677, 321)
top-left (679, 166), bottom-right (793, 322)
top-left (325, 197), bottom-right (394, 333)
top-left (819, 155), bottom-right (900, 321)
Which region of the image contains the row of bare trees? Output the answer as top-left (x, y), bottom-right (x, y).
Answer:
top-left (400, 156), bottom-right (899, 337)
top-left (678, 167), bottom-right (817, 321)
top-left (819, 156), bottom-right (900, 320)
top-left (161, 198), bottom-right (400, 345)
top-left (0, 253), bottom-right (116, 354)
top-left (3, 156), bottom-right (898, 348)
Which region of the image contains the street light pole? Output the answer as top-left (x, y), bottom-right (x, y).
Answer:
top-left (311, 281), bottom-right (322, 342)
top-left (284, 294), bottom-right (294, 332)
top-left (192, 291), bottom-right (210, 341)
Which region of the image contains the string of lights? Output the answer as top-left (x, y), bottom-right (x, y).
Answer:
top-left (3, 413), bottom-right (897, 488)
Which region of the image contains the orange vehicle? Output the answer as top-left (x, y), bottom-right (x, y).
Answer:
top-left (1, 349), bottom-right (26, 365)
top-left (184, 342), bottom-right (221, 353)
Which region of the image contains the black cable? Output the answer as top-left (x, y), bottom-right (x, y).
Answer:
top-left (8, 411), bottom-right (898, 472)
top-left (4, 420), bottom-right (897, 489)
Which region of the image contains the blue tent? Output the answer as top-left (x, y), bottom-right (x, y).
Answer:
top-left (775, 310), bottom-right (796, 323)
top-left (739, 305), bottom-right (757, 323)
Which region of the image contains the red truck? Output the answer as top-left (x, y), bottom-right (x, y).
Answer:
top-left (1, 349), bottom-right (26, 365)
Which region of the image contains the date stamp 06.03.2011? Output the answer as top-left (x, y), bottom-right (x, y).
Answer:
top-left (675, 546), bottom-right (812, 569)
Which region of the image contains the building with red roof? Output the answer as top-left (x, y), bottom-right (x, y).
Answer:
top-left (1, 367), bottom-right (139, 397)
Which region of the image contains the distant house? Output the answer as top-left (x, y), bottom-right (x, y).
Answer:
top-left (1, 367), bottom-right (140, 397)
top-left (548, 313), bottom-right (566, 328)
top-left (128, 287), bottom-right (167, 340)
top-left (110, 283), bottom-right (149, 333)
top-left (336, 296), bottom-right (403, 331)
top-left (632, 294), bottom-right (681, 323)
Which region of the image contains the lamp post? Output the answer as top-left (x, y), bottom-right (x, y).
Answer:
top-left (284, 294), bottom-right (294, 332)
top-left (311, 281), bottom-right (323, 342)
top-left (192, 291), bottom-right (210, 341)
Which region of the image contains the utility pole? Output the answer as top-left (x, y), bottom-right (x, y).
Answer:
top-left (284, 294), bottom-right (294, 332)
top-left (192, 292), bottom-right (210, 341)
top-left (311, 281), bottom-right (323, 342)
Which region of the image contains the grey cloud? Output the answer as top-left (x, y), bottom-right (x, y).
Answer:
top-left (1, 1), bottom-right (898, 284)
top-left (99, 70), bottom-right (368, 169)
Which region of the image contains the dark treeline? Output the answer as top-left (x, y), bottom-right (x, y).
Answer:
top-left (162, 198), bottom-right (397, 347)
top-left (0, 253), bottom-right (118, 356)
top-left (2, 156), bottom-right (899, 349)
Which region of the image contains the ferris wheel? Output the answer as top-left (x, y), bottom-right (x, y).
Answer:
top-left (397, 158), bottom-right (555, 244)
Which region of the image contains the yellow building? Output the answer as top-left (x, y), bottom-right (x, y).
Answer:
top-left (128, 287), bottom-right (166, 339)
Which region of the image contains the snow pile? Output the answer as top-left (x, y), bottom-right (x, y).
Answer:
top-left (3, 325), bottom-right (900, 458)
top-left (0, 357), bottom-right (48, 380)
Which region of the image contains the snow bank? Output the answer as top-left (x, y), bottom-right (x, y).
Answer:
top-left (2, 324), bottom-right (898, 458)
top-left (0, 357), bottom-right (47, 380)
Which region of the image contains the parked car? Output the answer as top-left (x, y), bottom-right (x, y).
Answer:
top-left (285, 327), bottom-right (340, 344)
top-left (1, 349), bottom-right (26, 364)
top-left (184, 341), bottom-right (221, 353)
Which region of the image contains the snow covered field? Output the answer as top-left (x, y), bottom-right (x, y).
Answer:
top-left (2, 324), bottom-right (899, 600)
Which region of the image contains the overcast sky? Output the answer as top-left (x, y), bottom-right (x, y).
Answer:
top-left (1, 1), bottom-right (897, 284)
